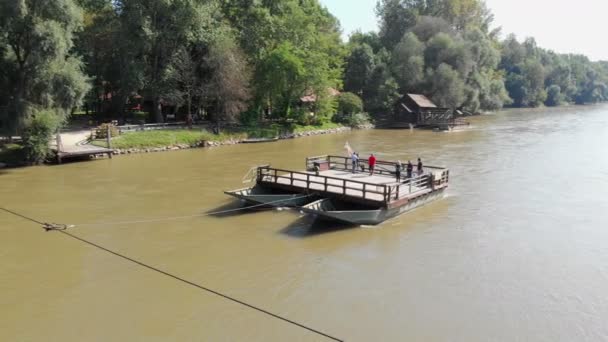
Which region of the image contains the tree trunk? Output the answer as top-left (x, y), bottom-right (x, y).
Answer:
top-left (153, 97), bottom-right (163, 123)
top-left (187, 90), bottom-right (192, 129)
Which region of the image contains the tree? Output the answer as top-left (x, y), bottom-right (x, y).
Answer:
top-left (337, 92), bottom-right (363, 115)
top-left (162, 47), bottom-right (203, 127)
top-left (344, 44), bottom-right (375, 96)
top-left (376, 0), bottom-right (419, 49)
top-left (115, 0), bottom-right (220, 122)
top-left (427, 63), bottom-right (467, 108)
top-left (545, 85), bottom-right (563, 106)
top-left (391, 32), bottom-right (425, 92)
top-left (206, 33), bottom-right (251, 131)
top-left (521, 59), bottom-right (546, 106)
top-left (364, 55), bottom-right (401, 115)
top-left (222, 0), bottom-right (343, 121)
top-left (256, 43), bottom-right (305, 118)
top-left (0, 0), bottom-right (90, 138)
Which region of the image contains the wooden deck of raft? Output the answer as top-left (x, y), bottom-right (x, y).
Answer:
top-left (258, 156), bottom-right (448, 207)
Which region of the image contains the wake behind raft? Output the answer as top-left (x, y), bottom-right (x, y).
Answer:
top-left (224, 154), bottom-right (449, 226)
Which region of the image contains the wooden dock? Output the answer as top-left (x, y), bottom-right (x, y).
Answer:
top-left (53, 131), bottom-right (113, 164)
top-left (55, 145), bottom-right (113, 163)
top-left (256, 155), bottom-right (449, 208)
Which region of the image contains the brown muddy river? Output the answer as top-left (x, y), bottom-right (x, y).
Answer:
top-left (2, 105), bottom-right (608, 341)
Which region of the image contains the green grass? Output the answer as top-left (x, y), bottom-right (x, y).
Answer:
top-left (91, 129), bottom-right (246, 149)
top-left (90, 122), bottom-right (345, 149)
top-left (292, 122), bottom-right (342, 133)
top-left (0, 143), bottom-right (24, 165)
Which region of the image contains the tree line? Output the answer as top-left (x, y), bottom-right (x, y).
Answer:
top-left (348, 0), bottom-right (608, 115)
top-left (1, 0), bottom-right (608, 162)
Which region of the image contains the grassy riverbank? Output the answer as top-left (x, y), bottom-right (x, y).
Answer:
top-left (91, 130), bottom-right (246, 149)
top-left (91, 123), bottom-right (347, 150)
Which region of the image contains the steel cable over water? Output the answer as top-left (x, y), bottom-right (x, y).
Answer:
top-left (11, 195), bottom-right (313, 230)
top-left (0, 204), bottom-right (343, 342)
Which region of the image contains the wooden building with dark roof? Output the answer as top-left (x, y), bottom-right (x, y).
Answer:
top-left (376, 94), bottom-right (468, 130)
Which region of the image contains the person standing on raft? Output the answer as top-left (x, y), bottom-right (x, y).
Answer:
top-left (406, 160), bottom-right (414, 179)
top-left (368, 154), bottom-right (377, 176)
top-left (395, 160), bottom-right (402, 181)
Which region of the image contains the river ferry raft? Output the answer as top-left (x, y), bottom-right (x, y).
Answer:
top-left (225, 155), bottom-right (449, 225)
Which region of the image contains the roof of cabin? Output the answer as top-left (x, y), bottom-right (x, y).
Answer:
top-left (406, 94), bottom-right (437, 108)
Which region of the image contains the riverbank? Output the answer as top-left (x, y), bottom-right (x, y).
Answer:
top-left (0, 123), bottom-right (365, 167)
top-left (94, 125), bottom-right (354, 155)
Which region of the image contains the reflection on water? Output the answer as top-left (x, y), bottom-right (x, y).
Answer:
top-left (2, 105), bottom-right (608, 341)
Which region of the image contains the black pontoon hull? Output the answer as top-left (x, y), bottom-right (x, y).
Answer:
top-left (224, 186), bottom-right (315, 207)
top-left (300, 188), bottom-right (446, 225)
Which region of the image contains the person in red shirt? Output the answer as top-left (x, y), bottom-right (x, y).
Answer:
top-left (368, 153), bottom-right (376, 176)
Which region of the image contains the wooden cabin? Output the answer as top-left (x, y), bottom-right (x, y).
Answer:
top-left (376, 94), bottom-right (467, 129)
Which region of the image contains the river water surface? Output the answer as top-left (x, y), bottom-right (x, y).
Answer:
top-left (2, 105), bottom-right (608, 341)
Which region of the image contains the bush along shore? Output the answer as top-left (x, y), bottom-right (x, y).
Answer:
top-left (100, 126), bottom-right (356, 156)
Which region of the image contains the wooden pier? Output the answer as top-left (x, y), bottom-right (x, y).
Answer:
top-left (54, 130), bottom-right (113, 164)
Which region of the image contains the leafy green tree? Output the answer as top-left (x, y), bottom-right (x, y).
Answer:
top-left (337, 92), bottom-right (363, 114)
top-left (344, 44), bottom-right (375, 96)
top-left (162, 47), bottom-right (202, 125)
top-left (115, 0), bottom-right (220, 122)
top-left (364, 56), bottom-right (401, 115)
top-left (376, 0), bottom-right (418, 49)
top-left (22, 110), bottom-right (62, 164)
top-left (0, 0), bottom-right (90, 137)
top-left (427, 63), bottom-right (467, 108)
top-left (256, 43), bottom-right (305, 118)
top-left (545, 85), bottom-right (563, 106)
top-left (348, 31), bottom-right (383, 53)
top-left (391, 32), bottom-right (425, 92)
top-left (222, 0), bottom-right (343, 121)
top-left (521, 59), bottom-right (547, 106)
top-left (205, 33), bottom-right (251, 130)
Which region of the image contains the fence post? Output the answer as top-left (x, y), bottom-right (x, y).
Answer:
top-left (409, 178), bottom-right (413, 193)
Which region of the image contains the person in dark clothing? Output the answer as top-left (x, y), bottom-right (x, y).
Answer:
top-left (417, 158), bottom-right (423, 175)
top-left (406, 160), bottom-right (413, 179)
top-left (395, 160), bottom-right (402, 182)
